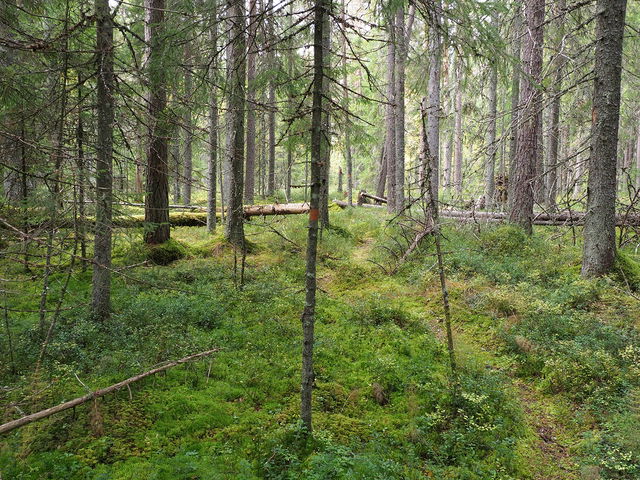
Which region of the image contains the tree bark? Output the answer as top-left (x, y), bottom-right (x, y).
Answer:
top-left (426, 3), bottom-right (441, 213)
top-left (394, 7), bottom-right (406, 211)
top-left (508, 0), bottom-right (544, 234)
top-left (375, 143), bottom-right (387, 198)
top-left (144, 0), bottom-right (170, 244)
top-left (224, 0), bottom-right (246, 248)
top-left (92, 0), bottom-right (115, 320)
top-left (207, 0), bottom-right (219, 233)
top-left (582, 0), bottom-right (627, 276)
top-left (301, 0), bottom-right (326, 433)
top-left (244, 0), bottom-right (257, 204)
top-left (267, 0), bottom-right (276, 197)
top-left (385, 19), bottom-right (397, 212)
top-left (319, 7), bottom-right (331, 227)
top-left (182, 36), bottom-right (194, 205)
top-left (546, 0), bottom-right (565, 210)
top-left (454, 58), bottom-right (463, 195)
top-left (341, 0), bottom-right (353, 206)
top-left (484, 60), bottom-right (498, 209)
top-left (509, 7), bottom-right (522, 174)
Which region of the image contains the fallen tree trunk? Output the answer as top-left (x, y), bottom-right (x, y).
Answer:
top-left (438, 209), bottom-right (640, 226)
top-left (0, 349), bottom-right (219, 435)
top-left (358, 191), bottom-right (387, 205)
top-left (243, 202), bottom-right (310, 217)
top-left (5, 203), bottom-right (640, 230)
top-left (334, 200), bottom-right (384, 209)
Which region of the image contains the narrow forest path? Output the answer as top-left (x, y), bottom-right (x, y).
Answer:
top-left (331, 234), bottom-right (580, 480)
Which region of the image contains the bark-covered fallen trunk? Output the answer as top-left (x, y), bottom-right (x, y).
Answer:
top-left (5, 203), bottom-right (640, 230)
top-left (0, 349), bottom-right (219, 435)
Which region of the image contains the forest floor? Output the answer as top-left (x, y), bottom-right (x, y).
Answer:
top-left (2, 207), bottom-right (640, 479)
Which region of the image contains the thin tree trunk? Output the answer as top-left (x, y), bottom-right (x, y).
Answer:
top-left (341, 0), bottom-right (353, 206)
top-left (426, 3), bottom-right (441, 213)
top-left (301, 0), bottom-right (326, 433)
top-left (375, 142), bottom-right (387, 198)
top-left (394, 7), bottom-right (406, 211)
top-left (508, 0), bottom-right (544, 234)
top-left (484, 60), bottom-right (498, 209)
top-left (582, 0), bottom-right (626, 276)
top-left (207, 0), bottom-right (219, 233)
top-left (443, 134), bottom-right (452, 189)
top-left (454, 58), bottom-right (463, 195)
top-left (225, 0), bottom-right (246, 248)
top-left (546, 0), bottom-right (565, 210)
top-left (182, 38), bottom-right (194, 205)
top-left (267, 0), bottom-right (276, 197)
top-left (385, 18), bottom-right (396, 212)
top-left (76, 83), bottom-right (87, 270)
top-left (172, 137), bottom-right (181, 203)
top-left (319, 7), bottom-right (331, 227)
top-left (509, 7), bottom-right (522, 173)
top-left (144, 0), bottom-right (170, 244)
top-left (245, 0), bottom-right (257, 204)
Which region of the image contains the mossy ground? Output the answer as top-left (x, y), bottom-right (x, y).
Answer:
top-left (1, 209), bottom-right (639, 479)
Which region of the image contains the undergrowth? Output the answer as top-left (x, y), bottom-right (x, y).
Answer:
top-left (1, 212), bottom-right (639, 479)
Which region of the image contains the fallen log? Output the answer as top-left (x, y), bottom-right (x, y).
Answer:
top-left (84, 201), bottom-right (206, 211)
top-left (334, 200), bottom-right (384, 209)
top-left (0, 348), bottom-right (219, 436)
top-left (358, 191), bottom-right (387, 205)
top-left (243, 202), bottom-right (310, 217)
top-left (5, 203), bottom-right (640, 230)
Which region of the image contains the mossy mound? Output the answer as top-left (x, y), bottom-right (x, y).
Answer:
top-left (614, 251), bottom-right (640, 291)
top-left (119, 239), bottom-right (188, 266)
top-left (145, 239), bottom-right (187, 265)
top-left (479, 224), bottom-right (529, 255)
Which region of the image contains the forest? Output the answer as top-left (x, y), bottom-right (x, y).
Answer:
top-left (1, 0), bottom-right (639, 478)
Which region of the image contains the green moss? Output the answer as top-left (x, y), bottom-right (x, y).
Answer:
top-left (145, 239), bottom-right (187, 265)
top-left (614, 251), bottom-right (640, 291)
top-left (479, 224), bottom-right (529, 255)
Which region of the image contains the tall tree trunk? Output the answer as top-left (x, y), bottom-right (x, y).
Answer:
top-left (207, 0), bottom-right (219, 233)
top-left (182, 40), bottom-right (194, 205)
top-left (319, 7), bottom-right (331, 227)
top-left (508, 0), bottom-right (544, 234)
top-left (245, 0), bottom-right (257, 204)
top-left (443, 134), bottom-right (452, 189)
top-left (454, 58), bottom-right (463, 195)
top-left (172, 135), bottom-right (181, 203)
top-left (582, 0), bottom-right (626, 276)
top-left (341, 0), bottom-right (353, 206)
top-left (394, 7), bottom-right (406, 211)
top-left (375, 143), bottom-right (387, 198)
top-left (267, 0), bottom-right (276, 197)
top-left (509, 7), bottom-right (522, 173)
top-left (301, 0), bottom-right (326, 433)
top-left (92, 0), bottom-right (114, 320)
top-left (144, 0), bottom-right (170, 244)
top-left (484, 60), bottom-right (498, 209)
top-left (426, 3), bottom-right (441, 213)
top-left (535, 102), bottom-right (545, 203)
top-left (546, 0), bottom-right (565, 210)
top-left (225, 0), bottom-right (246, 248)
top-left (385, 18), bottom-right (397, 212)
top-left (76, 83), bottom-right (87, 270)
top-left (285, 0), bottom-right (295, 200)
